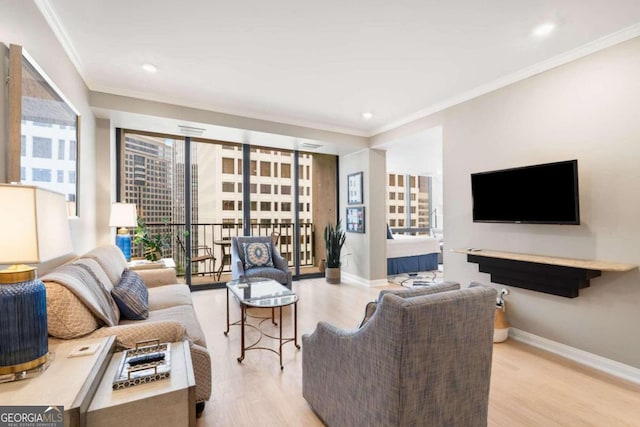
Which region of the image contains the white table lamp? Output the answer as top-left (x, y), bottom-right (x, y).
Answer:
top-left (0, 184), bottom-right (73, 380)
top-left (109, 203), bottom-right (137, 261)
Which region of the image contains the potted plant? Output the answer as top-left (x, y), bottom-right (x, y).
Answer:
top-left (323, 220), bottom-right (346, 284)
top-left (133, 217), bottom-right (169, 261)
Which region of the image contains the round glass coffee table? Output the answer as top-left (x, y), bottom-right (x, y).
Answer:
top-left (224, 277), bottom-right (299, 369)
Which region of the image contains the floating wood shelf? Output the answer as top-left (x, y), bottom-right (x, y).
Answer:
top-left (454, 249), bottom-right (637, 298)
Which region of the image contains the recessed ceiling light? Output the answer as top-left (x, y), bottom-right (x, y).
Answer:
top-left (142, 63), bottom-right (158, 73)
top-left (532, 22), bottom-right (556, 38)
top-left (362, 112), bottom-right (373, 120)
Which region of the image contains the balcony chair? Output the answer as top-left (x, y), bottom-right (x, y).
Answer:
top-left (176, 235), bottom-right (216, 276)
top-left (231, 236), bottom-right (292, 289)
top-left (302, 282), bottom-right (497, 427)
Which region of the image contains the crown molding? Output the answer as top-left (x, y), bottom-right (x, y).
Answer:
top-left (370, 23), bottom-right (640, 137)
top-left (34, 0), bottom-right (86, 80)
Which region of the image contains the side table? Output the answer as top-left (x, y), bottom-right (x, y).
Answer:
top-left (0, 335), bottom-right (115, 427)
top-left (87, 340), bottom-right (195, 427)
top-left (128, 258), bottom-right (176, 271)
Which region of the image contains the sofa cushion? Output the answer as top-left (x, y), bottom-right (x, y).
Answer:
top-left (243, 242), bottom-right (274, 269)
top-left (121, 305), bottom-right (206, 347)
top-left (44, 282), bottom-right (99, 338)
top-left (112, 269), bottom-right (149, 320)
top-left (148, 284), bottom-right (193, 311)
top-left (42, 262), bottom-right (120, 326)
top-left (81, 245), bottom-right (128, 288)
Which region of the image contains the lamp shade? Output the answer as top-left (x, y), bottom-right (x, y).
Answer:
top-left (0, 184), bottom-right (73, 265)
top-left (109, 203), bottom-right (137, 228)
top-left (0, 184), bottom-right (72, 377)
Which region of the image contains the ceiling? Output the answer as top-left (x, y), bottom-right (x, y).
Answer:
top-left (38, 0), bottom-right (640, 142)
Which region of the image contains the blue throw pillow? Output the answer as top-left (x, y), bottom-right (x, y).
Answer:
top-left (386, 224), bottom-right (394, 239)
top-left (244, 242), bottom-right (274, 270)
top-left (111, 269), bottom-right (149, 320)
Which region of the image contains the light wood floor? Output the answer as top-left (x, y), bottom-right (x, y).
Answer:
top-left (192, 278), bottom-right (640, 427)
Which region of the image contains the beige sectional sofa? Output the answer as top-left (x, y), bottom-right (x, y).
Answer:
top-left (41, 245), bottom-right (211, 413)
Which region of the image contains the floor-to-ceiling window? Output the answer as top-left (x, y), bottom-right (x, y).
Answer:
top-left (118, 129), bottom-right (336, 287)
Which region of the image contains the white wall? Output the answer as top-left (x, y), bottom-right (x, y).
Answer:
top-left (340, 149), bottom-right (387, 282)
top-left (0, 0), bottom-right (97, 254)
top-left (374, 36), bottom-right (640, 368)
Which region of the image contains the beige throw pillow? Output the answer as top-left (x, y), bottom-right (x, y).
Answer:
top-left (45, 281), bottom-right (99, 339)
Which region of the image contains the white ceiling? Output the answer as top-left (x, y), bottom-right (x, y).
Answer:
top-left (38, 0), bottom-right (640, 140)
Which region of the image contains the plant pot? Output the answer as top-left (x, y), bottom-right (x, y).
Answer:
top-left (325, 267), bottom-right (341, 284)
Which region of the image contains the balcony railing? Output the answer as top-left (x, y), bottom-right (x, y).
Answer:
top-left (134, 222), bottom-right (316, 278)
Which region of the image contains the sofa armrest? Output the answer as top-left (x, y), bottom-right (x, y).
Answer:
top-left (135, 268), bottom-right (179, 288)
top-left (85, 320), bottom-right (188, 350)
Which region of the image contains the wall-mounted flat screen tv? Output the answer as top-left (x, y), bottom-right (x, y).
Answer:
top-left (471, 160), bottom-right (580, 224)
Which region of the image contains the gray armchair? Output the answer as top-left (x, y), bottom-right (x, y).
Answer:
top-left (231, 236), bottom-right (292, 289)
top-left (302, 282), bottom-right (497, 427)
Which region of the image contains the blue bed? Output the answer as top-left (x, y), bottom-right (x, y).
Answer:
top-left (387, 235), bottom-right (440, 275)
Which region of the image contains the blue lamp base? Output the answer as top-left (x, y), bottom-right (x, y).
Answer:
top-left (0, 268), bottom-right (49, 377)
top-left (116, 232), bottom-right (132, 261)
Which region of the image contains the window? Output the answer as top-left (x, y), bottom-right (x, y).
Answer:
top-left (389, 206), bottom-right (396, 213)
top-left (260, 202), bottom-right (271, 211)
top-left (390, 219), bottom-right (396, 227)
top-left (281, 202), bottom-right (291, 211)
top-left (281, 185), bottom-right (291, 195)
top-left (58, 140), bottom-right (65, 160)
top-left (389, 175), bottom-right (395, 186)
top-left (222, 157), bottom-right (234, 173)
top-left (237, 183), bottom-right (243, 192)
top-left (398, 193), bottom-right (405, 201)
top-left (260, 184), bottom-right (271, 194)
top-left (32, 168), bottom-right (51, 182)
top-left (398, 175), bottom-right (404, 187)
top-left (250, 183), bottom-right (257, 193)
top-left (260, 161), bottom-right (271, 177)
top-left (281, 163), bottom-right (291, 178)
top-left (68, 171), bottom-right (76, 184)
top-left (398, 206), bottom-right (404, 214)
top-left (410, 176), bottom-right (416, 187)
top-left (222, 200), bottom-right (235, 210)
top-left (32, 137), bottom-right (52, 158)
top-left (250, 201), bottom-right (257, 211)
top-left (222, 182), bottom-right (235, 192)
top-left (250, 160), bottom-right (257, 176)
top-left (9, 45), bottom-right (79, 215)
top-left (69, 141), bottom-right (77, 161)
top-left (389, 192), bottom-right (395, 200)
top-left (237, 159), bottom-right (242, 172)
top-left (57, 170), bottom-right (64, 183)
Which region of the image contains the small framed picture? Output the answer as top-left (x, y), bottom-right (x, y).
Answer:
top-left (347, 172), bottom-right (363, 205)
top-left (346, 206), bottom-right (365, 233)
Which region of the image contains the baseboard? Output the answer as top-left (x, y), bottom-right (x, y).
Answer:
top-left (341, 272), bottom-right (388, 287)
top-left (509, 328), bottom-right (640, 385)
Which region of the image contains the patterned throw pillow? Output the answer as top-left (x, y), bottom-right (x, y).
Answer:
top-left (111, 269), bottom-right (149, 320)
top-left (243, 242), bottom-right (274, 270)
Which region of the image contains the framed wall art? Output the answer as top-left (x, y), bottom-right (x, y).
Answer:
top-left (347, 171), bottom-right (363, 204)
top-left (346, 206), bottom-right (365, 233)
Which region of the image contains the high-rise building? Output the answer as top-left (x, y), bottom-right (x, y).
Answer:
top-left (387, 173), bottom-right (431, 232)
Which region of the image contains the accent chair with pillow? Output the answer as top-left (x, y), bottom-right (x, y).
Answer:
top-left (230, 236), bottom-right (292, 289)
top-left (302, 282), bottom-right (497, 427)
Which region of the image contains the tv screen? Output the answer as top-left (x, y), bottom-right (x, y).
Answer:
top-left (471, 160), bottom-right (580, 224)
